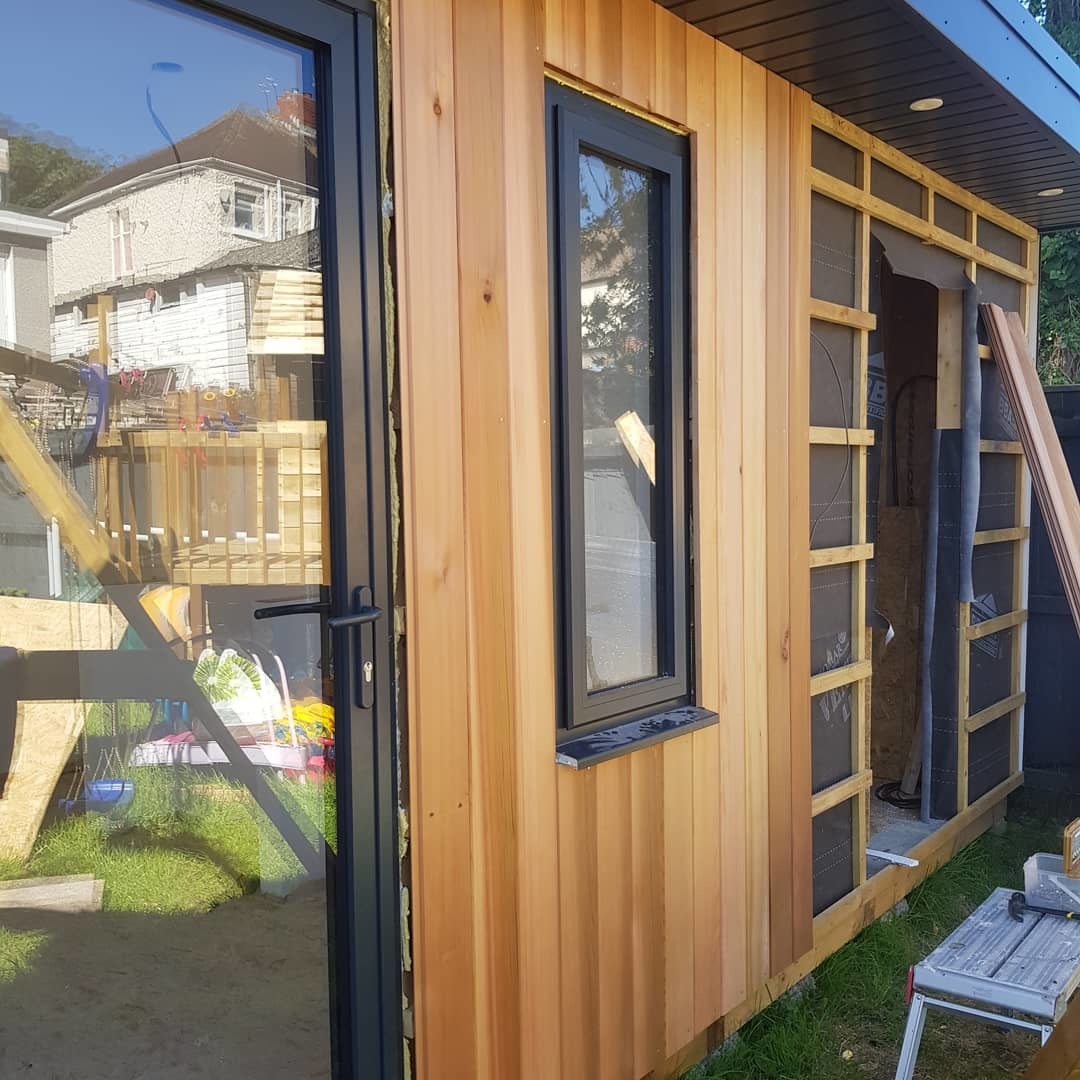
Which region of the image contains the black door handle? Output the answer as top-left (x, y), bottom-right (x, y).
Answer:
top-left (327, 605), bottom-right (383, 629)
top-left (328, 586), bottom-right (381, 709)
top-left (253, 600), bottom-right (329, 620)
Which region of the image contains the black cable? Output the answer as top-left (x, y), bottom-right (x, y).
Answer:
top-left (809, 329), bottom-right (851, 548)
top-left (876, 780), bottom-right (921, 809)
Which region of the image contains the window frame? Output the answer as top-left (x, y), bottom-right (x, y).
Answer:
top-left (0, 244), bottom-right (15, 344)
top-left (110, 207), bottom-right (133, 277)
top-left (547, 81), bottom-right (692, 738)
top-left (232, 182), bottom-right (267, 236)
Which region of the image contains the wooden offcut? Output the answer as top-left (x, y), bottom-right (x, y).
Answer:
top-left (983, 304), bottom-right (1080, 633)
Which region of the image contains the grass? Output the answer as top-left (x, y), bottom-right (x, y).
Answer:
top-left (0, 928), bottom-right (47, 983)
top-left (0, 767), bottom-right (336, 915)
top-left (685, 804), bottom-right (1064, 1080)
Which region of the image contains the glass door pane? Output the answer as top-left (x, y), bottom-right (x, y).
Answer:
top-left (0, 3), bottom-right (343, 1074)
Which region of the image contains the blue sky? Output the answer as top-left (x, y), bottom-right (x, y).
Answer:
top-left (1, 0), bottom-right (313, 163)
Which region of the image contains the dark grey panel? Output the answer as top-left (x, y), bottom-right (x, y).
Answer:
top-left (810, 445), bottom-right (854, 550)
top-left (968, 713), bottom-right (1011, 804)
top-left (977, 268), bottom-right (1023, 316)
top-left (979, 358), bottom-right (1018, 442)
top-left (812, 687), bottom-right (854, 793)
top-left (969, 628), bottom-right (1014, 717)
top-left (813, 799), bottom-right (855, 915)
top-left (976, 454), bottom-right (1018, 533)
top-left (810, 319), bottom-right (856, 428)
top-left (935, 195), bottom-right (968, 239)
top-left (812, 192), bottom-right (857, 307)
top-left (978, 218), bottom-right (1027, 265)
top-left (813, 126), bottom-right (861, 186)
top-left (871, 159), bottom-right (925, 217)
top-left (971, 541), bottom-right (1016, 620)
top-left (811, 563), bottom-right (853, 676)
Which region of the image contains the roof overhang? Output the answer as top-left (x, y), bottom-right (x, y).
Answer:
top-left (0, 207), bottom-right (66, 240)
top-left (664, 0), bottom-right (1080, 230)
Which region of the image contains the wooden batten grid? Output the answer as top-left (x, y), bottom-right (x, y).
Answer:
top-left (807, 101), bottom-right (1034, 896)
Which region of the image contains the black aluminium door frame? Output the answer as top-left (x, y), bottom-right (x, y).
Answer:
top-left (171, 1), bottom-right (401, 1077)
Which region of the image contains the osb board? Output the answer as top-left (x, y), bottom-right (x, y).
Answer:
top-left (393, 1), bottom-right (811, 1078)
top-left (0, 597), bottom-right (127, 862)
top-left (871, 507), bottom-right (925, 781)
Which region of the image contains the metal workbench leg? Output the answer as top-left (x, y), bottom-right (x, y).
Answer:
top-left (895, 992), bottom-right (929, 1080)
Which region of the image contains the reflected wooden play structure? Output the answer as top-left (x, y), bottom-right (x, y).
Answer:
top-left (0, 330), bottom-right (330, 876)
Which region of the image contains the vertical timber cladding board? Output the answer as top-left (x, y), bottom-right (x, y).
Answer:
top-left (399, 1), bottom-right (813, 1078)
top-left (391, 4), bottom-right (476, 1080)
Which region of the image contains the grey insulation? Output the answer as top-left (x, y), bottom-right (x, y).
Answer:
top-left (919, 431), bottom-right (940, 823)
top-left (960, 279), bottom-right (981, 604)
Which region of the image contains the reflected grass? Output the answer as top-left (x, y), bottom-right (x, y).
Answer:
top-left (1, 768), bottom-right (336, 914)
top-left (0, 928), bottom-right (47, 983)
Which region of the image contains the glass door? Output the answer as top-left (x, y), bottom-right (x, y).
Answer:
top-left (0, 1), bottom-right (398, 1076)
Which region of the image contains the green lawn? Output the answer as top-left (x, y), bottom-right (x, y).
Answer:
top-left (0, 766), bottom-right (336, 915)
top-left (685, 802), bottom-right (1066, 1080)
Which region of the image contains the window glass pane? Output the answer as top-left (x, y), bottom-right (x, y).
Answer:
top-left (578, 149), bottom-right (661, 692)
top-left (0, 2), bottom-right (335, 1075)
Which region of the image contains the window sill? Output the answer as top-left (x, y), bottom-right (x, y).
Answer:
top-left (555, 705), bottom-right (718, 770)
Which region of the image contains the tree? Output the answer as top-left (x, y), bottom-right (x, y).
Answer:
top-left (5, 136), bottom-right (104, 211)
top-left (1024, 1), bottom-right (1080, 382)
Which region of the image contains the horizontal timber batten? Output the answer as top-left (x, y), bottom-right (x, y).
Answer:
top-left (980, 439), bottom-right (1024, 455)
top-left (811, 770), bottom-right (872, 817)
top-left (809, 426), bottom-right (875, 446)
top-left (809, 169), bottom-right (1034, 285)
top-left (809, 102), bottom-right (1038, 244)
top-left (809, 543), bottom-right (874, 568)
top-left (809, 659), bottom-right (872, 697)
top-left (965, 609), bottom-right (1027, 640)
top-left (974, 526), bottom-right (1029, 545)
top-left (808, 296), bottom-right (877, 330)
top-left (966, 692), bottom-right (1027, 734)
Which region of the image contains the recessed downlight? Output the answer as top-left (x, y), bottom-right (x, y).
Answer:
top-left (909, 96), bottom-right (944, 112)
top-left (1038, 186), bottom-right (1065, 197)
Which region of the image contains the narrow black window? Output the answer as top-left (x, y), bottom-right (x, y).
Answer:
top-left (548, 82), bottom-right (692, 739)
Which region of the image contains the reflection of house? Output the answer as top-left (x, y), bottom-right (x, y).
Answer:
top-left (0, 201), bottom-right (67, 597)
top-left (47, 101), bottom-right (320, 389)
top-left (0, 205), bottom-right (65, 354)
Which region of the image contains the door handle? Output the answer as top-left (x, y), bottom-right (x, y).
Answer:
top-left (326, 604), bottom-right (383, 630)
top-left (253, 600), bottom-right (329, 620)
top-left (328, 586), bottom-right (382, 709)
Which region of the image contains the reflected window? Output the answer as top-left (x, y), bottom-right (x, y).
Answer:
top-left (110, 207), bottom-right (133, 276)
top-left (547, 82), bottom-right (691, 734)
top-left (233, 183), bottom-right (266, 236)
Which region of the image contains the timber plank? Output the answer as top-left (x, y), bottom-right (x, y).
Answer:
top-left (765, 68), bottom-right (795, 976)
top-left (452, 0), bottom-right (520, 1074)
top-left (391, 2), bottom-right (477, 1076)
top-left (788, 82), bottom-right (815, 964)
top-left (687, 22), bottom-right (724, 1034)
top-left (741, 52), bottom-right (771, 994)
top-left (596, 759), bottom-right (635, 1080)
top-left (715, 37), bottom-right (750, 1015)
top-left (631, 747), bottom-right (667, 1076)
top-left (502, 0), bottom-right (562, 1071)
top-left (664, 735), bottom-right (697, 1055)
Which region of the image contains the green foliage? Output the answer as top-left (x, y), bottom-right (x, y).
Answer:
top-left (6, 135), bottom-right (104, 210)
top-left (1025, 1), bottom-right (1080, 383)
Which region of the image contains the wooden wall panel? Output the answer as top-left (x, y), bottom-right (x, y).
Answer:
top-left (397, 1), bottom-right (813, 1077)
